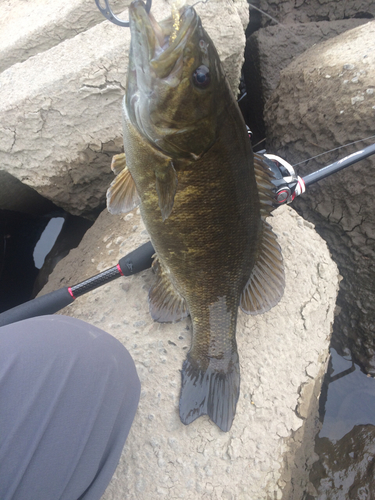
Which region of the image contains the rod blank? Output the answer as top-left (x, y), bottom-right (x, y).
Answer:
top-left (302, 143), bottom-right (375, 187)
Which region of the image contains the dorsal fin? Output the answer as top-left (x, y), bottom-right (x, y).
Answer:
top-left (106, 153), bottom-right (140, 214)
top-left (148, 256), bottom-right (189, 323)
top-left (240, 220), bottom-right (285, 315)
top-left (253, 153), bottom-right (276, 219)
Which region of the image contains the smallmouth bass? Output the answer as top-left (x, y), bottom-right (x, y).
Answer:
top-left (107, 0), bottom-right (284, 431)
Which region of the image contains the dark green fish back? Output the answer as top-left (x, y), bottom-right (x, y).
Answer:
top-left (106, 3), bottom-right (284, 432)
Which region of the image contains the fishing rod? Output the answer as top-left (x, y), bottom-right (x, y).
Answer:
top-left (0, 241), bottom-right (153, 327)
top-left (0, 143), bottom-right (374, 328)
top-left (260, 142), bottom-right (375, 207)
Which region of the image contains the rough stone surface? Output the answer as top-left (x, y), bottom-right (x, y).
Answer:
top-left (40, 205), bottom-right (339, 499)
top-left (0, 0), bottom-right (130, 73)
top-left (264, 21), bottom-right (375, 375)
top-left (243, 19), bottom-right (367, 144)
top-left (255, 0), bottom-right (375, 24)
top-left (311, 425), bottom-right (375, 499)
top-left (0, 0), bottom-right (248, 217)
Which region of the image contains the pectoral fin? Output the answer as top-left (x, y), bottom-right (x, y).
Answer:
top-left (148, 256), bottom-right (188, 322)
top-left (106, 153), bottom-right (140, 214)
top-left (155, 162), bottom-right (178, 221)
top-left (240, 221), bottom-right (285, 315)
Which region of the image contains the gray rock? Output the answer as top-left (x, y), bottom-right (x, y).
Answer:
top-left (40, 205), bottom-right (339, 499)
top-left (0, 0), bottom-right (247, 217)
top-left (255, 0), bottom-right (375, 24)
top-left (0, 0), bottom-right (131, 73)
top-left (244, 19), bottom-right (368, 144)
top-left (264, 21), bottom-right (375, 374)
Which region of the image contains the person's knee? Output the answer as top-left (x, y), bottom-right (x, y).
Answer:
top-left (0, 315), bottom-right (140, 500)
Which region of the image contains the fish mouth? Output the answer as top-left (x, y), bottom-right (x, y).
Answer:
top-left (129, 0), bottom-right (198, 80)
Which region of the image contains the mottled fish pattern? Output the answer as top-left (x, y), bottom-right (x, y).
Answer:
top-left (107, 0), bottom-right (284, 431)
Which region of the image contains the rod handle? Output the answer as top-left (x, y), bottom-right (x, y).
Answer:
top-left (0, 288), bottom-right (74, 328)
top-left (118, 240), bottom-right (154, 276)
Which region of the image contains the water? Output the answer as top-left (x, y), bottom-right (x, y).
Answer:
top-left (320, 348), bottom-right (375, 442)
top-left (309, 348), bottom-right (375, 498)
top-left (33, 217), bottom-right (65, 269)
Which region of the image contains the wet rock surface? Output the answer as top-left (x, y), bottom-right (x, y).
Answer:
top-left (40, 205), bottom-right (339, 499)
top-left (310, 425), bottom-right (375, 499)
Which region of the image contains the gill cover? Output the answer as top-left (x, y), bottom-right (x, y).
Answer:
top-left (127, 0), bottom-right (227, 160)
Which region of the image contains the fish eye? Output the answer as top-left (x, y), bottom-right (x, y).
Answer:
top-left (192, 65), bottom-right (210, 89)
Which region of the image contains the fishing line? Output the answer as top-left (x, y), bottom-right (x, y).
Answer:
top-left (292, 134), bottom-right (375, 167)
top-left (252, 138), bottom-right (266, 148)
top-left (190, 0), bottom-right (209, 10)
top-left (247, 3), bottom-right (309, 49)
top-left (246, 5), bottom-right (374, 164)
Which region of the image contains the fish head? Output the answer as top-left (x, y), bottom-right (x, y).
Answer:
top-left (127, 0), bottom-right (228, 161)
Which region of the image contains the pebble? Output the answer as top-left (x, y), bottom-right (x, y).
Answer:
top-left (351, 95), bottom-right (364, 104)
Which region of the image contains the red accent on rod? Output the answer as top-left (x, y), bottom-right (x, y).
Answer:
top-left (68, 287), bottom-right (76, 300)
top-left (117, 263), bottom-right (124, 276)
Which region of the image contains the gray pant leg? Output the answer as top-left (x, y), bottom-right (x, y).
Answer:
top-left (0, 315), bottom-right (140, 500)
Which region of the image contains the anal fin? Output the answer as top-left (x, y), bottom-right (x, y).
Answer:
top-left (106, 153), bottom-right (140, 214)
top-left (240, 221), bottom-right (285, 315)
top-left (148, 256), bottom-right (188, 323)
top-left (179, 352), bottom-right (240, 432)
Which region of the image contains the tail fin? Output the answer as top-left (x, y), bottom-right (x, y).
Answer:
top-left (179, 352), bottom-right (240, 432)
